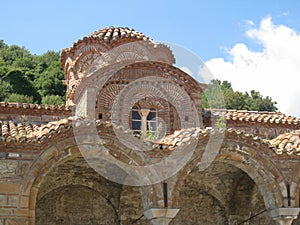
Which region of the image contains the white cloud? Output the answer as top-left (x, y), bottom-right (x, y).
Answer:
top-left (205, 17), bottom-right (300, 117)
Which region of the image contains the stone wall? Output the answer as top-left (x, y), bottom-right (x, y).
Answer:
top-left (119, 186), bottom-right (151, 225)
top-left (171, 188), bottom-right (228, 225)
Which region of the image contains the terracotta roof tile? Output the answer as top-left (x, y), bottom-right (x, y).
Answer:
top-left (88, 27), bottom-right (151, 43)
top-left (0, 120), bottom-right (44, 142)
top-left (204, 109), bottom-right (300, 127)
top-left (268, 130), bottom-right (300, 155)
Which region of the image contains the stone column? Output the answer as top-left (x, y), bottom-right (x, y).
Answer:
top-left (144, 208), bottom-right (179, 225)
top-left (270, 208), bottom-right (300, 225)
top-left (140, 109), bottom-right (150, 137)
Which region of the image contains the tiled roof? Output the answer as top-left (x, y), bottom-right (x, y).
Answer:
top-left (1, 116), bottom-right (299, 156)
top-left (154, 127), bottom-right (211, 151)
top-left (62, 27), bottom-right (152, 56)
top-left (0, 117), bottom-right (110, 143)
top-left (88, 27), bottom-right (151, 43)
top-left (204, 109), bottom-right (300, 126)
top-left (268, 130), bottom-right (300, 155)
top-left (0, 118), bottom-right (73, 143)
top-left (0, 120), bottom-right (45, 142)
top-left (155, 127), bottom-right (300, 156)
top-left (154, 127), bottom-right (264, 151)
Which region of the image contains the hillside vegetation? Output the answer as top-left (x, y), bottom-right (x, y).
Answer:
top-left (0, 40), bottom-right (65, 105)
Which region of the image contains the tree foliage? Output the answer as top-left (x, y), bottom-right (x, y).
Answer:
top-left (0, 79), bottom-right (12, 100)
top-left (0, 41), bottom-right (65, 104)
top-left (202, 79), bottom-right (277, 111)
top-left (42, 95), bottom-right (65, 105)
top-left (5, 93), bottom-right (34, 103)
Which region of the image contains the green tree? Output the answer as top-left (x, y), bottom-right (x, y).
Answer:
top-left (3, 69), bottom-right (40, 102)
top-left (42, 95), bottom-right (65, 105)
top-left (5, 93), bottom-right (33, 103)
top-left (0, 41), bottom-right (65, 104)
top-left (202, 79), bottom-right (277, 111)
top-left (0, 44), bottom-right (31, 66)
top-left (34, 61), bottom-right (65, 98)
top-left (202, 79), bottom-right (227, 109)
top-left (0, 80), bottom-right (12, 101)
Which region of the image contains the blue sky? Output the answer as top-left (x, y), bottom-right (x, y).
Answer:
top-left (0, 0), bottom-right (298, 60)
top-left (1, 0), bottom-right (300, 116)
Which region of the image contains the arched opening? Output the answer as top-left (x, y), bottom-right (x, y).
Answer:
top-left (35, 156), bottom-right (122, 225)
top-left (171, 161), bottom-right (276, 225)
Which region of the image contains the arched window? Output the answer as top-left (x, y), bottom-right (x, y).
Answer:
top-left (131, 106), bottom-right (157, 136)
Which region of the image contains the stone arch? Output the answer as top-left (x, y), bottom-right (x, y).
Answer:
top-left (20, 138), bottom-right (81, 223)
top-left (172, 132), bottom-right (285, 214)
top-left (20, 132), bottom-right (129, 225)
top-left (20, 127), bottom-right (121, 221)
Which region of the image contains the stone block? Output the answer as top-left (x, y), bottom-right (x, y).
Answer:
top-left (0, 209), bottom-right (12, 216)
top-left (0, 161), bottom-right (17, 178)
top-left (13, 209), bottom-right (29, 217)
top-left (19, 196), bottom-right (29, 208)
top-left (4, 219), bottom-right (28, 225)
top-left (7, 196), bottom-right (18, 207)
top-left (0, 184), bottom-right (20, 194)
top-left (0, 195), bottom-right (7, 206)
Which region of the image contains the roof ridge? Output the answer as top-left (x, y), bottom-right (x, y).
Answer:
top-left (203, 109), bottom-right (300, 126)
